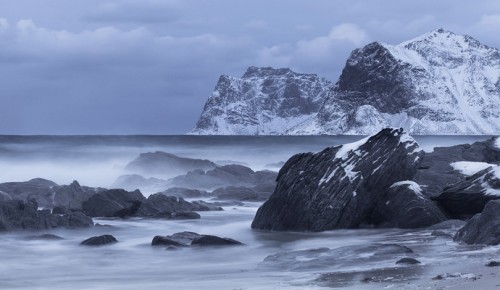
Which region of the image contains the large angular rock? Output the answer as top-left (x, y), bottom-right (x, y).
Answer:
top-left (375, 181), bottom-right (447, 228)
top-left (112, 174), bottom-right (170, 193)
top-left (0, 178), bottom-right (57, 208)
top-left (124, 151), bottom-right (216, 177)
top-left (82, 189), bottom-right (145, 217)
top-left (161, 187), bottom-right (212, 198)
top-left (53, 180), bottom-right (101, 211)
top-left (434, 166), bottom-right (500, 218)
top-left (454, 200), bottom-right (500, 245)
top-left (252, 128), bottom-right (425, 231)
top-left (0, 199), bottom-right (93, 231)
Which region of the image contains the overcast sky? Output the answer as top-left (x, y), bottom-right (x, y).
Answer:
top-left (1, 0), bottom-right (500, 134)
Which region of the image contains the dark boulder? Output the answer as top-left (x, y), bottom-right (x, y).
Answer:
top-left (413, 137), bottom-right (500, 197)
top-left (252, 128), bottom-right (425, 231)
top-left (134, 194), bottom-right (221, 218)
top-left (396, 257), bottom-right (421, 265)
top-left (152, 211), bottom-right (200, 220)
top-left (151, 231), bottom-right (243, 247)
top-left (191, 235), bottom-right (243, 246)
top-left (260, 243), bottom-right (413, 271)
top-left (81, 235), bottom-right (118, 246)
top-left (0, 199), bottom-right (93, 231)
top-left (53, 180), bottom-right (100, 211)
top-left (82, 189), bottom-right (145, 217)
top-left (161, 187), bottom-right (212, 198)
top-left (0, 178), bottom-right (57, 208)
top-left (454, 200), bottom-right (500, 245)
top-left (212, 186), bottom-right (272, 201)
top-left (168, 164), bottom-right (277, 191)
top-left (434, 166), bottom-right (500, 219)
top-left (125, 151), bottom-right (216, 177)
top-left (374, 181), bottom-right (447, 228)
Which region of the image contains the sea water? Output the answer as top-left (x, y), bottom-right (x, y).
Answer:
top-left (0, 135), bottom-right (497, 289)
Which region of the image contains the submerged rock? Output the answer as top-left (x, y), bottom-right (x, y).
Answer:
top-left (24, 234), bottom-right (64, 240)
top-left (151, 231), bottom-right (243, 247)
top-left (454, 200), bottom-right (500, 245)
top-left (396, 257), bottom-right (421, 265)
top-left (81, 235), bottom-right (118, 246)
top-left (252, 128), bottom-right (429, 231)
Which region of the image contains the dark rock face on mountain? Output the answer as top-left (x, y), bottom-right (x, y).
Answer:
top-left (454, 200), bottom-right (500, 245)
top-left (434, 166), bottom-right (500, 218)
top-left (168, 164), bottom-right (277, 191)
top-left (375, 181), bottom-right (447, 228)
top-left (124, 151), bottom-right (216, 177)
top-left (152, 231), bottom-right (243, 247)
top-left (192, 30), bottom-right (500, 135)
top-left (0, 199), bottom-right (93, 231)
top-left (81, 235), bottom-right (118, 246)
top-left (252, 128), bottom-right (433, 231)
top-left (190, 66), bottom-right (333, 135)
top-left (82, 189), bottom-right (145, 217)
top-left (414, 137), bottom-right (500, 197)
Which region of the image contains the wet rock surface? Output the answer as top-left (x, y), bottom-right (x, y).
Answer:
top-left (454, 200), bottom-right (500, 245)
top-left (81, 234), bottom-right (118, 246)
top-left (0, 199), bottom-right (93, 231)
top-left (151, 231), bottom-right (243, 247)
top-left (252, 128), bottom-right (431, 231)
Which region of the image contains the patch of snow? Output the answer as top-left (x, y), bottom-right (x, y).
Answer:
top-left (450, 161), bottom-right (493, 176)
top-left (352, 191), bottom-right (357, 197)
top-left (391, 180), bottom-right (424, 199)
top-left (319, 167), bottom-right (338, 185)
top-left (334, 136), bottom-right (371, 160)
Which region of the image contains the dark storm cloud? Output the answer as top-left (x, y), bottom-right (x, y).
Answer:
top-left (0, 0), bottom-right (499, 134)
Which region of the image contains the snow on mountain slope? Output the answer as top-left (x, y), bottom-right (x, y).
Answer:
top-left (290, 29), bottom-right (500, 135)
top-left (189, 67), bottom-right (333, 135)
top-left (191, 29), bottom-right (500, 135)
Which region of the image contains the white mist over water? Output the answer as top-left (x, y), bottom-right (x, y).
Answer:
top-left (0, 135), bottom-right (492, 188)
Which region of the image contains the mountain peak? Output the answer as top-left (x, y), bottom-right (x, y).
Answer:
top-left (399, 28), bottom-right (489, 52)
top-left (242, 66), bottom-right (304, 79)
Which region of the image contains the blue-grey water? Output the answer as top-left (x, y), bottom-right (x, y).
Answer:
top-left (0, 135), bottom-right (498, 289)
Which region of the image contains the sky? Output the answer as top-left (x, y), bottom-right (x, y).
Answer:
top-left (1, 0), bottom-right (500, 134)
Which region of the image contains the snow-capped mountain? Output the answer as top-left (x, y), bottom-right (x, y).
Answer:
top-left (290, 28), bottom-right (500, 135)
top-left (190, 66), bottom-right (333, 135)
top-left (191, 29), bottom-right (500, 135)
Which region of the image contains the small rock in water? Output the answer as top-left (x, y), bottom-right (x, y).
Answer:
top-left (151, 231), bottom-right (243, 248)
top-left (486, 261), bottom-right (500, 267)
top-left (80, 235), bottom-right (118, 246)
top-left (396, 257), bottom-right (421, 265)
top-left (24, 234), bottom-right (64, 241)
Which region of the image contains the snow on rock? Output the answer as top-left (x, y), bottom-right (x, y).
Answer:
top-left (390, 181), bottom-right (424, 199)
top-left (251, 128), bottom-right (438, 231)
top-left (450, 161), bottom-right (494, 176)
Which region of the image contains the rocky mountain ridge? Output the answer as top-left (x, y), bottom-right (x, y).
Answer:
top-left (191, 29), bottom-right (500, 135)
